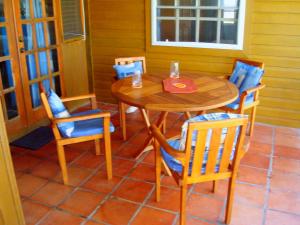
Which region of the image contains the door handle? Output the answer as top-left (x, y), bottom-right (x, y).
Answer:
top-left (20, 48), bottom-right (25, 53)
top-left (18, 36), bottom-right (24, 43)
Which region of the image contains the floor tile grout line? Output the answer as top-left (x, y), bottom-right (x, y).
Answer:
top-left (262, 127), bottom-right (275, 225)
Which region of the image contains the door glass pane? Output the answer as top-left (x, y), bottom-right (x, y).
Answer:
top-left (38, 51), bottom-right (48, 76)
top-left (50, 49), bottom-right (59, 72)
top-left (157, 20), bottom-right (175, 42)
top-left (36, 23), bottom-right (46, 48)
top-left (5, 92), bottom-right (18, 119)
top-left (200, 10), bottom-right (218, 18)
top-left (20, 0), bottom-right (30, 19)
top-left (199, 21), bottom-right (217, 43)
top-left (42, 79), bottom-right (50, 91)
top-left (45, 0), bottom-right (54, 17)
top-left (180, 9), bottom-right (196, 17)
top-left (179, 20), bottom-right (196, 42)
top-left (26, 54), bottom-right (37, 80)
top-left (33, 0), bottom-right (43, 18)
top-left (221, 0), bottom-right (239, 8)
top-left (53, 75), bottom-right (61, 96)
top-left (0, 61), bottom-right (14, 89)
top-left (22, 24), bottom-right (33, 50)
top-left (30, 82), bottom-right (41, 108)
top-left (0, 27), bottom-right (9, 56)
top-left (0, 0), bottom-right (5, 22)
top-left (220, 21), bottom-right (238, 44)
top-left (48, 21), bottom-right (56, 45)
top-left (157, 9), bottom-right (175, 17)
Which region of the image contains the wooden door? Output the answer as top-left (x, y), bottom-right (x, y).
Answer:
top-left (14, 0), bottom-right (64, 124)
top-left (0, 0), bottom-right (27, 134)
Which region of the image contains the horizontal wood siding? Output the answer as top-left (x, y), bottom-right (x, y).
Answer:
top-left (88, 0), bottom-right (300, 127)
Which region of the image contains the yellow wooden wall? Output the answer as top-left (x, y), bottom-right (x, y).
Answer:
top-left (88, 0), bottom-right (300, 128)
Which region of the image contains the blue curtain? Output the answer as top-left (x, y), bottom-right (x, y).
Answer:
top-left (24, 0), bottom-right (49, 107)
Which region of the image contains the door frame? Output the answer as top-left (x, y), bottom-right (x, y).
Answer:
top-left (0, 100), bottom-right (25, 225)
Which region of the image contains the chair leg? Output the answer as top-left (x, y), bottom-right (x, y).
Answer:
top-left (95, 139), bottom-right (101, 155)
top-left (212, 180), bottom-right (217, 193)
top-left (180, 185), bottom-right (188, 225)
top-left (155, 143), bottom-right (162, 202)
top-left (225, 177), bottom-right (237, 224)
top-left (119, 101), bottom-right (127, 141)
top-left (57, 144), bottom-right (68, 185)
top-left (249, 106), bottom-right (257, 136)
top-left (104, 132), bottom-right (113, 180)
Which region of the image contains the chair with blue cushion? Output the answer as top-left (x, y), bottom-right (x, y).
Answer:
top-left (220, 58), bottom-right (265, 136)
top-left (113, 56), bottom-right (147, 140)
top-left (150, 113), bottom-right (249, 225)
top-left (40, 87), bottom-right (114, 185)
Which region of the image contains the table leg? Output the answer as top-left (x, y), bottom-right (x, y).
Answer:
top-left (135, 109), bottom-right (168, 159)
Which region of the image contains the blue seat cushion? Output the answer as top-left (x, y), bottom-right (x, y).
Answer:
top-left (229, 61), bottom-right (264, 94)
top-left (47, 89), bottom-right (74, 137)
top-left (226, 94), bottom-right (254, 110)
top-left (63, 109), bottom-right (115, 138)
top-left (160, 113), bottom-right (247, 175)
top-left (113, 61), bottom-right (143, 79)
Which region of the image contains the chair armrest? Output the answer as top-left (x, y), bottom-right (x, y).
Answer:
top-left (52, 112), bottom-right (110, 124)
top-left (150, 125), bottom-right (185, 159)
top-left (61, 94), bottom-right (96, 103)
top-left (241, 83), bottom-right (265, 97)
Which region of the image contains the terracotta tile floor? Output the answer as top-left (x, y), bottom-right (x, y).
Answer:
top-left (11, 103), bottom-right (300, 225)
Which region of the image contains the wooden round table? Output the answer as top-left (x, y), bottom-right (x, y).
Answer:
top-left (111, 73), bottom-right (238, 112)
top-left (111, 73), bottom-right (239, 159)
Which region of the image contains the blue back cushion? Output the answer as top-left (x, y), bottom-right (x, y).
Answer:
top-left (47, 89), bottom-right (74, 137)
top-left (113, 61), bottom-right (143, 79)
top-left (230, 61), bottom-right (264, 94)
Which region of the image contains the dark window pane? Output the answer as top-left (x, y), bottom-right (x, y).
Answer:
top-left (0, 27), bottom-right (9, 56)
top-left (200, 0), bottom-right (218, 6)
top-left (222, 10), bottom-right (239, 19)
top-left (48, 21), bottom-right (56, 45)
top-left (26, 54), bottom-right (37, 80)
top-left (199, 21), bottom-right (217, 43)
top-left (179, 0), bottom-right (196, 6)
top-left (0, 61), bottom-right (14, 89)
top-left (157, 9), bottom-right (175, 17)
top-left (53, 75), bottom-right (61, 96)
top-left (180, 9), bottom-right (196, 17)
top-left (220, 21), bottom-right (238, 44)
top-left (22, 24), bottom-right (33, 50)
top-left (61, 0), bottom-right (83, 40)
top-left (33, 0), bottom-right (43, 18)
top-left (179, 20), bottom-right (196, 42)
top-left (221, 0), bottom-right (239, 8)
top-left (30, 83), bottom-right (41, 108)
top-left (0, 0), bottom-right (5, 22)
top-left (50, 49), bottom-right (59, 72)
top-left (20, 0), bottom-right (30, 19)
top-left (157, 20), bottom-right (175, 42)
top-left (200, 10), bottom-right (218, 18)
top-left (5, 92), bottom-right (18, 119)
top-left (45, 0), bottom-right (54, 17)
top-left (36, 23), bottom-right (45, 48)
top-left (158, 0), bottom-right (174, 6)
top-left (38, 51), bottom-right (48, 76)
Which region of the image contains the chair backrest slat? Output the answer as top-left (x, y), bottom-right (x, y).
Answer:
top-left (205, 128), bottom-right (222, 174)
top-left (115, 56), bottom-right (147, 73)
top-left (219, 127), bottom-right (237, 172)
top-left (191, 130), bottom-right (207, 177)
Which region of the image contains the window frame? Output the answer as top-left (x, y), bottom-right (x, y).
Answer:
top-left (151, 0), bottom-right (246, 50)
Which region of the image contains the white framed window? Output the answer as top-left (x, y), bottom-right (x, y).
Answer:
top-left (151, 0), bottom-right (246, 50)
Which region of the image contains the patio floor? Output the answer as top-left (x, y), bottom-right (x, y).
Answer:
top-left (11, 103), bottom-right (300, 225)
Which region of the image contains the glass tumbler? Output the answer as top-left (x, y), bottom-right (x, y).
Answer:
top-left (132, 70), bottom-right (142, 88)
top-left (170, 61), bottom-right (179, 79)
